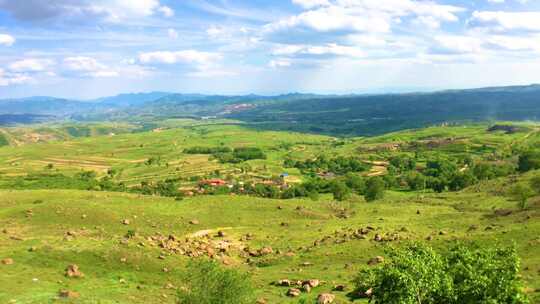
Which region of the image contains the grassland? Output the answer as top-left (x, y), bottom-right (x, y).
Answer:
top-left (0, 120), bottom-right (539, 303)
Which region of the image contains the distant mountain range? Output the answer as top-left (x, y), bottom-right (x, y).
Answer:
top-left (1, 84), bottom-right (540, 136)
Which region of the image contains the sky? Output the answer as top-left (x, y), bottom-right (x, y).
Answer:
top-left (1, 0), bottom-right (540, 99)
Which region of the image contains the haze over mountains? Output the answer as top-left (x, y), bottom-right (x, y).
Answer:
top-left (2, 84), bottom-right (540, 136)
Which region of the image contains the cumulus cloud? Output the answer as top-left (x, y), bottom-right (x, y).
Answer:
top-left (0, 68), bottom-right (32, 86)
top-left (292, 0), bottom-right (331, 9)
top-left (0, 0), bottom-right (173, 22)
top-left (63, 56), bottom-right (118, 78)
top-left (469, 11), bottom-right (540, 32)
top-left (264, 0), bottom-right (465, 45)
top-left (268, 59), bottom-right (292, 68)
top-left (430, 35), bottom-right (484, 54)
top-left (8, 58), bottom-right (55, 72)
top-left (138, 50), bottom-right (222, 66)
top-left (273, 43), bottom-right (364, 58)
top-left (0, 34), bottom-right (15, 46)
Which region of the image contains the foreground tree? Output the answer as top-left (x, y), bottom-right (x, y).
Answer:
top-left (354, 243), bottom-right (529, 304)
top-left (177, 260), bottom-right (255, 304)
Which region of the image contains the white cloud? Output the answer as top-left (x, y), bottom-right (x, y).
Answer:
top-left (486, 35), bottom-right (540, 52)
top-left (487, 0), bottom-right (505, 3)
top-left (168, 28), bottom-right (179, 39)
top-left (265, 0), bottom-right (465, 45)
top-left (266, 5), bottom-right (391, 33)
top-left (0, 0), bottom-right (172, 22)
top-left (432, 35), bottom-right (484, 54)
top-left (207, 26), bottom-right (226, 37)
top-left (268, 59), bottom-right (292, 68)
top-left (0, 34), bottom-right (15, 46)
top-left (8, 58), bottom-right (55, 72)
top-left (138, 51), bottom-right (222, 66)
top-left (63, 56), bottom-right (118, 78)
top-left (0, 68), bottom-right (32, 86)
top-left (273, 43), bottom-right (364, 57)
top-left (470, 11), bottom-right (540, 32)
top-left (158, 5), bottom-right (174, 17)
top-left (292, 0), bottom-right (331, 9)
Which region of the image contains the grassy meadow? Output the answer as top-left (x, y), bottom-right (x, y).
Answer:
top-left (0, 120), bottom-right (539, 303)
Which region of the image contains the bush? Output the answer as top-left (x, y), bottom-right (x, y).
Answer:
top-left (177, 260), bottom-right (254, 304)
top-left (518, 151), bottom-right (540, 172)
top-left (365, 177), bottom-right (385, 202)
top-left (509, 183), bottom-right (534, 210)
top-left (354, 243), bottom-right (529, 304)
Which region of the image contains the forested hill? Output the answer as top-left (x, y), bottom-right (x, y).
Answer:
top-left (1, 84), bottom-right (540, 136)
top-left (227, 84), bottom-right (540, 136)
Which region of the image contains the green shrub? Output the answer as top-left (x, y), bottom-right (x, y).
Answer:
top-left (518, 151), bottom-right (540, 172)
top-left (365, 177), bottom-right (385, 202)
top-left (177, 260), bottom-right (254, 304)
top-left (354, 243), bottom-right (529, 304)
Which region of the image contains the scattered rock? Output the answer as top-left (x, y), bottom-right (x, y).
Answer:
top-left (333, 284), bottom-right (346, 292)
top-left (439, 230), bottom-right (447, 236)
top-left (426, 235), bottom-right (433, 241)
top-left (368, 256), bottom-right (384, 266)
top-left (65, 264), bottom-right (84, 278)
top-left (317, 293), bottom-right (335, 304)
top-left (277, 279), bottom-right (292, 286)
top-left (217, 231), bottom-right (226, 237)
top-left (122, 219), bottom-right (130, 225)
top-left (287, 288), bottom-right (301, 297)
top-left (373, 234), bottom-right (383, 242)
top-left (302, 284), bottom-right (312, 293)
top-left (189, 219), bottom-right (200, 225)
top-left (304, 279), bottom-right (320, 288)
top-left (58, 290), bottom-right (80, 299)
top-left (495, 209), bottom-right (512, 217)
top-left (1, 258), bottom-right (14, 265)
top-left (256, 298), bottom-right (267, 304)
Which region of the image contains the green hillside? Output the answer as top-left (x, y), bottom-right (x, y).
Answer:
top-left (0, 120), bottom-right (539, 303)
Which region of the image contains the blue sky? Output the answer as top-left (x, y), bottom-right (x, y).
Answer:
top-left (1, 0), bottom-right (540, 99)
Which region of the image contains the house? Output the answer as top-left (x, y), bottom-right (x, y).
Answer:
top-left (199, 179), bottom-right (228, 187)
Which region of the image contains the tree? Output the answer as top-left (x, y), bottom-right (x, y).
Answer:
top-left (354, 243), bottom-right (529, 304)
top-left (365, 177), bottom-right (385, 202)
top-left (509, 183), bottom-right (534, 210)
top-left (345, 173), bottom-right (366, 194)
top-left (331, 180), bottom-right (351, 201)
top-left (354, 243), bottom-right (452, 304)
top-left (177, 260), bottom-right (255, 304)
top-left (518, 151), bottom-right (540, 172)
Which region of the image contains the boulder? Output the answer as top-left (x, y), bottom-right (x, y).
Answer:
top-left (302, 284), bottom-right (312, 293)
top-left (368, 256), bottom-right (384, 266)
top-left (65, 264), bottom-right (84, 278)
top-left (277, 279), bottom-right (291, 286)
top-left (58, 290), bottom-right (80, 298)
top-left (304, 279), bottom-right (320, 288)
top-left (287, 288), bottom-right (301, 297)
top-left (317, 293), bottom-right (335, 304)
